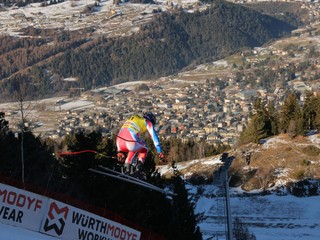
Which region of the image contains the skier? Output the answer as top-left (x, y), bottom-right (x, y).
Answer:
top-left (116, 112), bottom-right (166, 175)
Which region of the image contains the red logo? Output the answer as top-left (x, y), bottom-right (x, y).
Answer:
top-left (43, 202), bottom-right (69, 236)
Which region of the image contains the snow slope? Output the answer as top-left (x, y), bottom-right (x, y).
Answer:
top-left (0, 0), bottom-right (198, 38)
top-left (167, 133), bottom-right (320, 240)
top-left (0, 222), bottom-right (58, 240)
top-left (193, 185), bottom-right (320, 240)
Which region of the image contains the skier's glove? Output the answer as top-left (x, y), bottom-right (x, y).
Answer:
top-left (158, 152), bottom-right (167, 165)
top-left (117, 152), bottom-right (126, 163)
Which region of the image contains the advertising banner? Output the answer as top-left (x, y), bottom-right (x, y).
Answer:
top-left (0, 183), bottom-right (141, 240)
top-left (41, 199), bottom-right (141, 240)
top-left (0, 183), bottom-right (46, 231)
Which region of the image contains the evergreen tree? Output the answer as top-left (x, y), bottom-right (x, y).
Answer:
top-left (266, 102), bottom-right (279, 136)
top-left (302, 92), bottom-right (320, 131)
top-left (21, 131), bottom-right (56, 187)
top-left (240, 114), bottom-right (267, 144)
top-left (233, 217), bottom-right (256, 240)
top-left (59, 130), bottom-right (107, 197)
top-left (279, 93), bottom-right (304, 137)
top-left (0, 112), bottom-right (57, 188)
top-left (170, 175), bottom-right (203, 239)
top-left (162, 137), bottom-right (228, 162)
top-left (0, 112), bottom-right (20, 178)
top-left (0, 112), bottom-right (9, 136)
top-left (240, 99), bottom-right (278, 144)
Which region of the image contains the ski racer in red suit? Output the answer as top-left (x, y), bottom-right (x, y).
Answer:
top-left (116, 112), bottom-right (166, 174)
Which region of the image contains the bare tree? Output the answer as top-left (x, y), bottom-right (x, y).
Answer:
top-left (13, 81), bottom-right (36, 187)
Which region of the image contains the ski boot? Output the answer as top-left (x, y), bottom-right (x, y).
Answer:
top-left (122, 163), bottom-right (132, 175)
top-left (134, 161), bottom-right (147, 180)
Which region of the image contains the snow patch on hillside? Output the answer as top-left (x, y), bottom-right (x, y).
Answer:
top-left (260, 136), bottom-right (288, 149)
top-left (308, 132), bottom-right (320, 145)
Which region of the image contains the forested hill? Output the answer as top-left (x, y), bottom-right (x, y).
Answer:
top-left (0, 1), bottom-right (296, 101)
top-left (44, 2), bottom-right (297, 86)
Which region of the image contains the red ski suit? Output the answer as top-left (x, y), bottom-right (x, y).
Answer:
top-left (116, 115), bottom-right (162, 165)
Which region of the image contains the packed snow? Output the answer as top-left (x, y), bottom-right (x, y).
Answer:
top-left (193, 185), bottom-right (320, 240)
top-left (0, 222), bottom-right (58, 240)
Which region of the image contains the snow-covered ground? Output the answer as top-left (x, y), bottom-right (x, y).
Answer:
top-left (193, 185), bottom-right (320, 240)
top-left (57, 99), bottom-right (95, 111)
top-left (0, 222), bottom-right (58, 240)
top-left (170, 133), bottom-right (320, 240)
top-left (0, 0), bottom-right (199, 38)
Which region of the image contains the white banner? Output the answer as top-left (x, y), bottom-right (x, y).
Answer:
top-left (0, 183), bottom-right (141, 240)
top-left (40, 199), bottom-right (141, 240)
top-left (0, 183), bottom-right (46, 231)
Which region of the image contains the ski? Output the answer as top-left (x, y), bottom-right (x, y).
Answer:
top-left (97, 165), bottom-right (157, 189)
top-left (89, 167), bottom-right (176, 196)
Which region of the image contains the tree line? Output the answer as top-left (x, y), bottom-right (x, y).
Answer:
top-left (239, 92), bottom-right (320, 145)
top-left (161, 137), bottom-right (230, 163)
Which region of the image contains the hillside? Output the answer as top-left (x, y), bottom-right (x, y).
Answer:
top-left (0, 0), bottom-right (297, 101)
top-left (245, 2), bottom-right (309, 27)
top-left (229, 133), bottom-right (320, 193)
top-left (156, 132), bottom-right (320, 239)
top-left (160, 132), bottom-right (320, 194)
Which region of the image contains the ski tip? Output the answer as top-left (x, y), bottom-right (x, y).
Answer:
top-left (163, 188), bottom-right (177, 197)
top-left (165, 192), bottom-right (177, 200)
